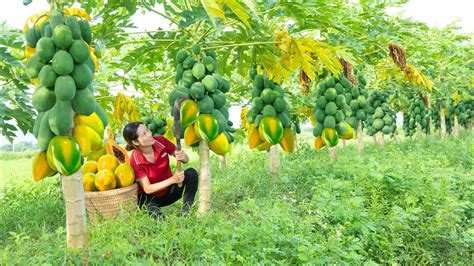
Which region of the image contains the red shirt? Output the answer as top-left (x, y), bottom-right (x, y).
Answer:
top-left (130, 136), bottom-right (176, 196)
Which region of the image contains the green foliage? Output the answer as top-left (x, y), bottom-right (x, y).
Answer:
top-left (1, 134), bottom-right (472, 264)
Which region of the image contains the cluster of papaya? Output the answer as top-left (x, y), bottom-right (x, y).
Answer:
top-left (171, 44), bottom-right (235, 155)
top-left (245, 68), bottom-right (295, 153)
top-left (366, 91), bottom-right (397, 137)
top-left (142, 115), bottom-right (167, 136)
top-left (29, 8), bottom-right (108, 181)
top-left (454, 100), bottom-right (473, 128)
top-left (291, 115), bottom-right (302, 135)
top-left (312, 74), bottom-right (355, 150)
top-left (82, 152), bottom-right (134, 192)
top-left (403, 94), bottom-right (430, 136)
top-left (430, 101), bottom-right (454, 133)
top-left (344, 72), bottom-right (369, 130)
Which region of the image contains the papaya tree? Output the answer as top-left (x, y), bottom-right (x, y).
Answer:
top-left (23, 0), bottom-right (108, 248)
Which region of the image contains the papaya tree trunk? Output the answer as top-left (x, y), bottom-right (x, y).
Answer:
top-left (61, 170), bottom-right (87, 249)
top-left (218, 155), bottom-right (226, 169)
top-left (269, 145), bottom-right (280, 179)
top-left (198, 140), bottom-right (211, 214)
top-left (357, 121), bottom-right (364, 153)
top-left (453, 115), bottom-right (459, 138)
top-left (342, 140), bottom-right (346, 148)
top-left (378, 132), bottom-right (385, 148)
top-left (429, 117), bottom-right (434, 136)
top-left (373, 135), bottom-right (377, 145)
top-left (416, 123), bottom-right (422, 139)
top-left (329, 147), bottom-right (337, 161)
top-left (440, 110), bottom-right (447, 140)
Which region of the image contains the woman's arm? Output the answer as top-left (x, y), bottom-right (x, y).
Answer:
top-left (138, 172), bottom-right (184, 194)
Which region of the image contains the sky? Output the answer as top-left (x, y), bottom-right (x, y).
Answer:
top-left (1, 0), bottom-right (473, 145)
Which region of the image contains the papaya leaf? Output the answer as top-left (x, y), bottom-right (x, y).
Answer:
top-left (222, 0), bottom-right (251, 28)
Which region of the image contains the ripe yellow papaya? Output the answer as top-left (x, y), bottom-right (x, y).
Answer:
top-left (32, 151), bottom-right (57, 181)
top-left (279, 128), bottom-right (295, 153)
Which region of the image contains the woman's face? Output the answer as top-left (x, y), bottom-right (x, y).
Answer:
top-left (133, 124), bottom-right (155, 147)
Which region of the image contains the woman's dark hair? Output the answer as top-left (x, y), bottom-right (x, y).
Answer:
top-left (123, 122), bottom-right (144, 151)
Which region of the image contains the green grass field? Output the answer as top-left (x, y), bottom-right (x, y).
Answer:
top-left (1, 132), bottom-right (472, 264)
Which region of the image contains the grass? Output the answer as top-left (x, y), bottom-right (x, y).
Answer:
top-left (0, 131), bottom-right (472, 264)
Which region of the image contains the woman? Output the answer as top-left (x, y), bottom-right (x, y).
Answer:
top-left (123, 122), bottom-right (198, 218)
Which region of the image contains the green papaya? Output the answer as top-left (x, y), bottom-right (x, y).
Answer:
top-left (54, 75), bottom-right (76, 101)
top-left (71, 63), bottom-right (93, 89)
top-left (48, 100), bottom-right (73, 135)
top-left (72, 86), bottom-right (96, 115)
top-left (32, 86), bottom-right (56, 112)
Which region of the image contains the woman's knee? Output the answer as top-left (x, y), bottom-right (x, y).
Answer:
top-left (184, 168), bottom-right (198, 183)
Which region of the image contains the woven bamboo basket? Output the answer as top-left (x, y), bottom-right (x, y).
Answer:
top-left (84, 183), bottom-right (138, 224)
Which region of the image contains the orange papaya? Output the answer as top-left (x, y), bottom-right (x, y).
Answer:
top-left (279, 128), bottom-right (295, 153)
top-left (105, 132), bottom-right (130, 164)
top-left (32, 151), bottom-right (57, 181)
top-left (184, 124), bottom-right (200, 146)
top-left (314, 136), bottom-right (326, 150)
top-left (248, 125), bottom-right (264, 149)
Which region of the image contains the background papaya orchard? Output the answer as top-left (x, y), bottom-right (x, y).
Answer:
top-left (0, 0), bottom-right (473, 263)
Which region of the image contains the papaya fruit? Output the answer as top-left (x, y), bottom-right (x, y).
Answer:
top-left (54, 75), bottom-right (76, 101)
top-left (52, 50), bottom-right (74, 75)
top-left (87, 147), bottom-right (106, 161)
top-left (32, 151), bottom-right (57, 181)
top-left (97, 154), bottom-right (119, 172)
top-left (71, 87), bottom-right (96, 115)
top-left (69, 40), bottom-right (89, 63)
top-left (192, 62), bottom-right (206, 80)
top-left (47, 135), bottom-right (82, 176)
top-left (180, 99), bottom-right (199, 129)
top-left (37, 111), bottom-right (55, 151)
top-left (83, 173), bottom-right (97, 191)
top-left (82, 160), bottom-right (98, 174)
top-left (114, 163), bottom-right (135, 188)
top-left (65, 16), bottom-right (81, 40)
top-left (105, 134), bottom-right (129, 164)
top-left (48, 100), bottom-right (73, 135)
top-left (32, 86), bottom-right (56, 112)
top-left (49, 9), bottom-right (64, 30)
top-left (36, 37), bottom-right (55, 62)
top-left (258, 116), bottom-right (284, 145)
top-left (52, 25), bottom-right (73, 49)
top-left (321, 128), bottom-right (339, 147)
top-left (208, 132), bottom-right (230, 155)
top-left (279, 128), bottom-right (295, 153)
top-left (184, 124), bottom-right (200, 146)
top-left (94, 169), bottom-right (116, 191)
top-left (25, 54), bottom-right (45, 79)
top-left (194, 114), bottom-right (219, 141)
top-left (74, 112), bottom-right (104, 136)
top-left (71, 63), bottom-right (93, 89)
top-left (73, 124), bottom-right (92, 157)
top-left (314, 136), bottom-right (326, 150)
top-left (78, 19), bottom-right (92, 44)
top-left (38, 65), bottom-right (57, 88)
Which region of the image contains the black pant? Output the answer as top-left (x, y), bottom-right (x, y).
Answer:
top-left (138, 168), bottom-right (198, 218)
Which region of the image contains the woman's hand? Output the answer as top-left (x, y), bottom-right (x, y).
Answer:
top-left (175, 150), bottom-right (188, 163)
top-left (170, 171), bottom-right (185, 184)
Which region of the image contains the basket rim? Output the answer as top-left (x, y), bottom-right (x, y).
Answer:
top-left (85, 182), bottom-right (138, 197)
